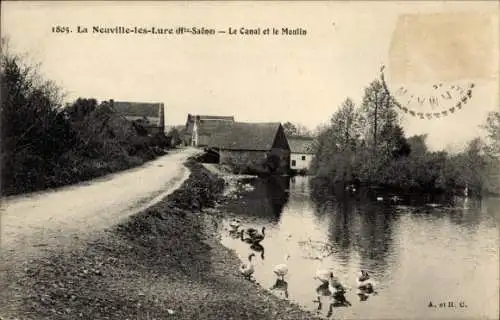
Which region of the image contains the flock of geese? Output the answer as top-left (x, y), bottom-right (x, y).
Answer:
top-left (227, 218), bottom-right (378, 313)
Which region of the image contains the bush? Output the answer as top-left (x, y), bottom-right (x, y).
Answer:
top-left (1, 41), bottom-right (172, 196)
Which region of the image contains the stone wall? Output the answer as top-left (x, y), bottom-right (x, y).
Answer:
top-left (219, 148), bottom-right (290, 174)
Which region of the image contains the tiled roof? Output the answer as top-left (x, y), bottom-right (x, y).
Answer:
top-left (185, 114), bottom-right (235, 134)
top-left (197, 120), bottom-right (234, 136)
top-left (288, 137), bottom-right (316, 154)
top-left (112, 101), bottom-right (163, 118)
top-left (209, 122), bottom-right (283, 151)
top-left (197, 115), bottom-right (234, 121)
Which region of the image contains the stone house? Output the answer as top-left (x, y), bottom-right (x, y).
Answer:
top-left (110, 100), bottom-right (165, 136)
top-left (288, 136), bottom-right (316, 173)
top-left (209, 122), bottom-right (291, 174)
top-left (183, 114), bottom-right (235, 147)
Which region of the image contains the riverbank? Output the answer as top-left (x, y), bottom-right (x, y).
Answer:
top-left (1, 159), bottom-right (321, 320)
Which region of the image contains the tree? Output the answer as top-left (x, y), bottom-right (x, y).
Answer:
top-left (295, 124), bottom-right (313, 137)
top-left (310, 98), bottom-right (365, 183)
top-left (330, 98), bottom-right (364, 151)
top-left (1, 37), bottom-right (75, 194)
top-left (481, 111), bottom-right (500, 160)
top-left (359, 79), bottom-right (400, 147)
top-left (282, 121), bottom-right (298, 136)
top-left (65, 98), bottom-right (98, 122)
top-left (166, 127), bottom-right (182, 147)
top-left (282, 121), bottom-right (313, 137)
top-left (379, 123), bottom-right (410, 158)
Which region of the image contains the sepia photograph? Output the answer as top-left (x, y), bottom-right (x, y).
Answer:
top-left (1, 1), bottom-right (499, 319)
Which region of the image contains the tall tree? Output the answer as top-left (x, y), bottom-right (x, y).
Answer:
top-left (329, 98), bottom-right (363, 151)
top-left (359, 79), bottom-right (399, 147)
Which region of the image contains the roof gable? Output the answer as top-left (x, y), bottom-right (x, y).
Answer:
top-left (185, 114), bottom-right (235, 134)
top-left (209, 122), bottom-right (285, 151)
top-left (186, 114), bottom-right (234, 123)
top-left (197, 115), bottom-right (234, 121)
top-left (196, 119), bottom-right (234, 135)
top-left (288, 137), bottom-right (316, 154)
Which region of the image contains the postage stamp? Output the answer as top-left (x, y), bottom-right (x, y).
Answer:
top-left (382, 11), bottom-right (495, 119)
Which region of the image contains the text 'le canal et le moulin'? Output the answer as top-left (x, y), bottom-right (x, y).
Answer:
top-left (74, 26), bottom-right (307, 36)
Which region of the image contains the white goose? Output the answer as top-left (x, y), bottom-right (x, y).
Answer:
top-left (239, 253), bottom-right (256, 279)
top-left (328, 272), bottom-right (344, 295)
top-left (273, 254), bottom-right (291, 280)
top-left (229, 219), bottom-right (241, 231)
top-left (312, 257), bottom-right (334, 285)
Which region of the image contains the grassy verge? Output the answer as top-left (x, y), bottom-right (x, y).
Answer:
top-left (1, 159), bottom-right (321, 320)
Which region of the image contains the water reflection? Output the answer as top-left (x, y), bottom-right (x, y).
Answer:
top-left (219, 176), bottom-right (499, 320)
top-left (225, 176), bottom-right (290, 223)
top-left (326, 199), bottom-right (356, 263)
top-left (270, 278), bottom-right (289, 299)
top-left (250, 243), bottom-right (265, 260)
top-left (355, 203), bottom-right (395, 276)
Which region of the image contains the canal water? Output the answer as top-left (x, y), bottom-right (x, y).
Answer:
top-left (218, 176), bottom-right (499, 319)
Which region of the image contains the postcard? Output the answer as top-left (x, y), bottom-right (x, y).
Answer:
top-left (1, 1), bottom-right (498, 320)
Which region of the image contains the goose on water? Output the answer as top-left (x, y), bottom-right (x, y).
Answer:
top-left (239, 253), bottom-right (256, 279)
top-left (314, 268), bottom-right (335, 285)
top-left (327, 272), bottom-right (344, 294)
top-left (273, 254), bottom-right (291, 280)
top-left (328, 273), bottom-right (351, 307)
top-left (312, 257), bottom-right (334, 285)
top-left (356, 270), bottom-right (376, 294)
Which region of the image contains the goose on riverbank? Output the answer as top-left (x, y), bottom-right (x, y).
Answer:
top-left (239, 253), bottom-right (256, 279)
top-left (273, 254), bottom-right (291, 280)
top-left (229, 219), bottom-right (241, 231)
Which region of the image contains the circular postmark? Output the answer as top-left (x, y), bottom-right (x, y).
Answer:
top-left (380, 65), bottom-right (475, 120)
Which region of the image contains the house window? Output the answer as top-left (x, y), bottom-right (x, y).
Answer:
top-left (301, 155), bottom-right (306, 161)
top-left (291, 160), bottom-right (296, 167)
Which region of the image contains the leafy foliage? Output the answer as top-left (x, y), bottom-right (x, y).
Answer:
top-left (283, 121), bottom-right (313, 137)
top-left (1, 42), bottom-right (170, 196)
top-left (310, 78), bottom-right (499, 196)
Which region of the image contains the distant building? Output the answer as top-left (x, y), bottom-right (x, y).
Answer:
top-left (183, 114), bottom-right (235, 147)
top-left (209, 122), bottom-right (291, 174)
top-left (111, 100), bottom-right (165, 135)
top-left (288, 136), bottom-right (316, 172)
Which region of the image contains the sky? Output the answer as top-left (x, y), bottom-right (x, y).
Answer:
top-left (1, 1), bottom-right (499, 151)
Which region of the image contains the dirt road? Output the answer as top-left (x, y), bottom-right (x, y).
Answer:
top-left (0, 147), bottom-right (199, 256)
